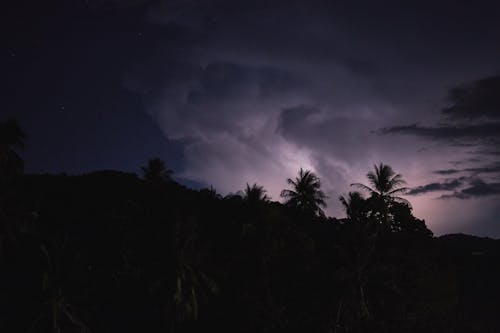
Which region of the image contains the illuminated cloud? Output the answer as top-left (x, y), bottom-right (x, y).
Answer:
top-left (5, 0), bottom-right (500, 237)
top-left (119, 1), bottom-right (500, 236)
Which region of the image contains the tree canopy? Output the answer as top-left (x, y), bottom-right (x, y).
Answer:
top-left (141, 157), bottom-right (173, 184)
top-left (280, 168), bottom-right (327, 217)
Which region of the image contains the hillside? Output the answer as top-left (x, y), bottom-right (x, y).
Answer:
top-left (1, 172), bottom-right (499, 332)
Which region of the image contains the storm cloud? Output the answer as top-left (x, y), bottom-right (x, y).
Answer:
top-left (5, 0), bottom-right (500, 237)
top-left (119, 0), bottom-right (500, 235)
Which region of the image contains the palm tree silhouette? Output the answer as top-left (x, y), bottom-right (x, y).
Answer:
top-left (351, 163), bottom-right (408, 227)
top-left (244, 183), bottom-right (270, 203)
top-left (339, 191), bottom-right (370, 224)
top-left (281, 168), bottom-right (327, 217)
top-left (141, 158), bottom-right (173, 184)
top-left (0, 118), bottom-right (26, 181)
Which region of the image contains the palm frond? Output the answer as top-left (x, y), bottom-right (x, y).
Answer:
top-left (386, 187), bottom-right (409, 195)
top-left (351, 183), bottom-right (375, 194)
top-left (286, 177), bottom-right (298, 186)
top-left (280, 189), bottom-right (297, 198)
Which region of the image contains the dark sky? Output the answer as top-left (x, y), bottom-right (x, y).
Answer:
top-left (3, 0), bottom-right (500, 236)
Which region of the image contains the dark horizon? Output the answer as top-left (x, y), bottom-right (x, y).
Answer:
top-left (2, 147), bottom-right (500, 332)
top-left (4, 0), bottom-right (500, 237)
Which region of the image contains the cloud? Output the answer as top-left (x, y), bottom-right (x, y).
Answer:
top-left (381, 75), bottom-right (500, 151)
top-left (462, 179), bottom-right (500, 197)
top-left (407, 178), bottom-right (464, 195)
top-left (125, 58), bottom-right (317, 196)
top-left (380, 122), bottom-right (500, 144)
top-left (380, 74), bottom-right (500, 203)
top-left (434, 162), bottom-right (500, 175)
top-left (125, 60), bottom-right (306, 136)
top-left (434, 169), bottom-right (461, 175)
top-left (410, 176), bottom-right (500, 199)
top-left (442, 75), bottom-right (500, 120)
top-left (464, 164), bottom-right (500, 174)
top-left (441, 179), bottom-right (500, 199)
top-left (125, 2), bottom-right (423, 208)
top-left (121, 0), bottom-right (500, 236)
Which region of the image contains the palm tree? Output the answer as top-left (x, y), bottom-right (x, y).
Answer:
top-left (141, 158), bottom-right (173, 184)
top-left (0, 118), bottom-right (26, 181)
top-left (351, 163), bottom-right (408, 226)
top-left (244, 183), bottom-right (270, 203)
top-left (280, 168), bottom-right (327, 217)
top-left (339, 191), bottom-right (369, 224)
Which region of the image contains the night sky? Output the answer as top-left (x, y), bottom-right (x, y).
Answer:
top-left (4, 0), bottom-right (500, 236)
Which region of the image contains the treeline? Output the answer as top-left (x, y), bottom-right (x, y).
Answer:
top-left (1, 119), bottom-right (500, 332)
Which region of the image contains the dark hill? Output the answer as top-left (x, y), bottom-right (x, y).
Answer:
top-left (1, 172), bottom-right (499, 332)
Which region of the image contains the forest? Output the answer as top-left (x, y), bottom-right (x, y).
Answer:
top-left (1, 118), bottom-right (500, 332)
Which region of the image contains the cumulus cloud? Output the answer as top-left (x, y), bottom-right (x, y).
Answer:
top-left (125, 58), bottom-right (318, 196)
top-left (125, 2), bottom-right (425, 209)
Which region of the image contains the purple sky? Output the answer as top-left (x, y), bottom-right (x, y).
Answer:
top-left (4, 0), bottom-right (500, 237)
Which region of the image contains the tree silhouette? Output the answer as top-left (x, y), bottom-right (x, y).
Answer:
top-left (244, 183), bottom-right (270, 203)
top-left (141, 158), bottom-right (173, 184)
top-left (352, 163), bottom-right (408, 227)
top-left (390, 201), bottom-right (433, 236)
top-left (281, 168), bottom-right (327, 217)
top-left (0, 118), bottom-right (26, 181)
top-left (339, 191), bottom-right (370, 224)
top-left (199, 185), bottom-right (222, 200)
top-left (338, 191), bottom-right (377, 321)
